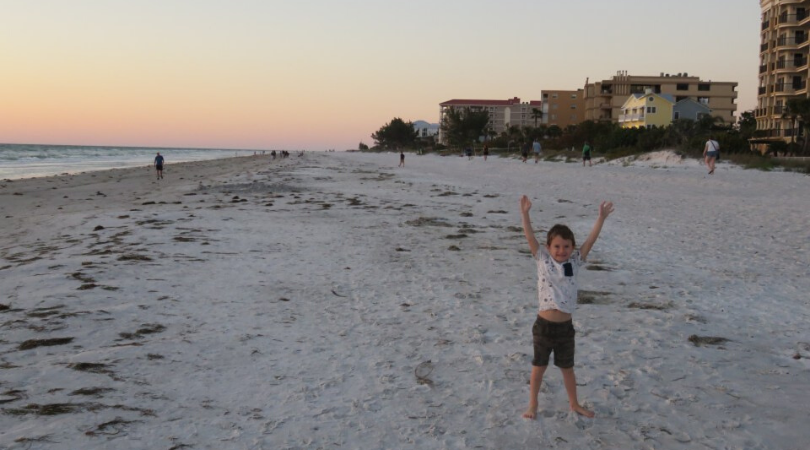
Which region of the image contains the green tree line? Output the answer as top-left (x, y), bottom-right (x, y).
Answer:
top-left (369, 108), bottom-right (810, 158)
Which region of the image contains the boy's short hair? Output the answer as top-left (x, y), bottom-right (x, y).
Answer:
top-left (547, 224), bottom-right (576, 247)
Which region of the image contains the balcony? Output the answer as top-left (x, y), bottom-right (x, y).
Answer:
top-left (760, 64), bottom-right (768, 73)
top-left (757, 129), bottom-right (782, 138)
top-left (618, 113), bottom-right (645, 123)
top-left (763, 20), bottom-right (770, 30)
top-left (759, 86), bottom-right (767, 95)
top-left (774, 81), bottom-right (807, 94)
top-left (761, 42), bottom-right (770, 52)
top-left (774, 105), bottom-right (784, 114)
top-left (782, 11), bottom-right (809, 23)
top-left (776, 35), bottom-right (809, 47)
top-left (775, 58), bottom-right (809, 72)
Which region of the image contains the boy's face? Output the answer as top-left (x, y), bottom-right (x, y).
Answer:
top-left (547, 236), bottom-right (574, 263)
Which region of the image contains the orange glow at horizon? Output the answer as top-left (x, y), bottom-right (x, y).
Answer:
top-left (1, 1), bottom-right (759, 150)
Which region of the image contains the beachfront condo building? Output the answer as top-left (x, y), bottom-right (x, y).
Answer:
top-left (584, 71), bottom-right (738, 124)
top-left (541, 89), bottom-right (586, 129)
top-left (438, 97), bottom-right (542, 144)
top-left (755, 0), bottom-right (810, 152)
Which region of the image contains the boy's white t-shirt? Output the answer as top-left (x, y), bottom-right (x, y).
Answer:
top-left (535, 247), bottom-right (585, 314)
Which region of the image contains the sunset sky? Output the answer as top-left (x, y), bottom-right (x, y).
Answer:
top-left (1, 1), bottom-right (759, 150)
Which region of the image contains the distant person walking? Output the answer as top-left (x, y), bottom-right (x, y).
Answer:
top-left (582, 141), bottom-right (593, 167)
top-left (399, 150), bottom-right (405, 167)
top-left (521, 142), bottom-right (529, 163)
top-left (154, 152), bottom-right (164, 180)
top-left (533, 139), bottom-right (543, 163)
top-left (704, 136), bottom-right (719, 175)
top-left (483, 144), bottom-right (489, 161)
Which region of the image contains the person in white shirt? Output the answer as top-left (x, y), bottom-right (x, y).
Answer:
top-left (704, 136), bottom-right (720, 175)
top-left (519, 195), bottom-right (614, 419)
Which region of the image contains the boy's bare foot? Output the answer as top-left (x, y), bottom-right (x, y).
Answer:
top-left (571, 403), bottom-right (595, 418)
top-left (522, 403), bottom-right (538, 419)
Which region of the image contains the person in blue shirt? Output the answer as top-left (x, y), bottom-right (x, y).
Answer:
top-left (154, 152), bottom-right (165, 180)
top-left (533, 139), bottom-right (542, 163)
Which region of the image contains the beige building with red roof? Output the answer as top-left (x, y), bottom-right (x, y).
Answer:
top-left (438, 97), bottom-right (542, 143)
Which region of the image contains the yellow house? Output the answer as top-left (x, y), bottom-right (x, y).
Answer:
top-left (618, 91), bottom-right (675, 128)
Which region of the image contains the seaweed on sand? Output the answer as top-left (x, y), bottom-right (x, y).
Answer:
top-left (18, 337), bottom-right (74, 350)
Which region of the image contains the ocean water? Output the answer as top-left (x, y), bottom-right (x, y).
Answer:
top-left (0, 143), bottom-right (260, 180)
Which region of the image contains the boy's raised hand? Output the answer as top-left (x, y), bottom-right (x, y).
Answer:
top-left (598, 201), bottom-right (614, 220)
top-left (520, 195), bottom-right (532, 214)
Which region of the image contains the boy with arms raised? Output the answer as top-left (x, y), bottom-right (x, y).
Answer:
top-left (519, 195), bottom-right (614, 419)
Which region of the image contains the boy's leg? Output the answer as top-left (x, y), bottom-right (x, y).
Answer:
top-left (560, 367), bottom-right (594, 418)
top-left (523, 365), bottom-right (547, 419)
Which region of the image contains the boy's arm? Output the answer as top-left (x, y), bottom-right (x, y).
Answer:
top-left (520, 195), bottom-right (540, 257)
top-left (579, 201), bottom-right (614, 261)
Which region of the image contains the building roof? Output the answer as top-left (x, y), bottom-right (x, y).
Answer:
top-left (674, 98), bottom-right (712, 113)
top-left (629, 92), bottom-right (676, 103)
top-left (440, 97), bottom-right (536, 107)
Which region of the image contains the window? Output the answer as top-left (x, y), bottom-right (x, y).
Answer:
top-left (570, 105), bottom-right (577, 109)
top-left (676, 83), bottom-right (689, 90)
top-left (552, 94), bottom-right (558, 99)
top-left (647, 106), bottom-right (657, 113)
top-left (698, 84), bottom-right (710, 91)
top-left (648, 97), bottom-right (654, 102)
top-left (553, 104), bottom-right (558, 109)
top-left (570, 94), bottom-right (577, 99)
top-left (698, 97), bottom-right (709, 105)
top-left (674, 111), bottom-right (681, 120)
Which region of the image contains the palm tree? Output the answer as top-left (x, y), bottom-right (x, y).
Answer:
top-left (531, 108), bottom-right (543, 127)
top-left (786, 98), bottom-right (810, 155)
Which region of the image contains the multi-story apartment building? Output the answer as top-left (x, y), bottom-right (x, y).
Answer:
top-left (541, 89), bottom-right (586, 128)
top-left (755, 0), bottom-right (810, 152)
top-left (438, 97), bottom-right (542, 143)
top-left (584, 71), bottom-right (738, 124)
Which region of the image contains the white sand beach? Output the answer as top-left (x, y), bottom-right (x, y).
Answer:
top-left (1, 152), bottom-right (809, 449)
